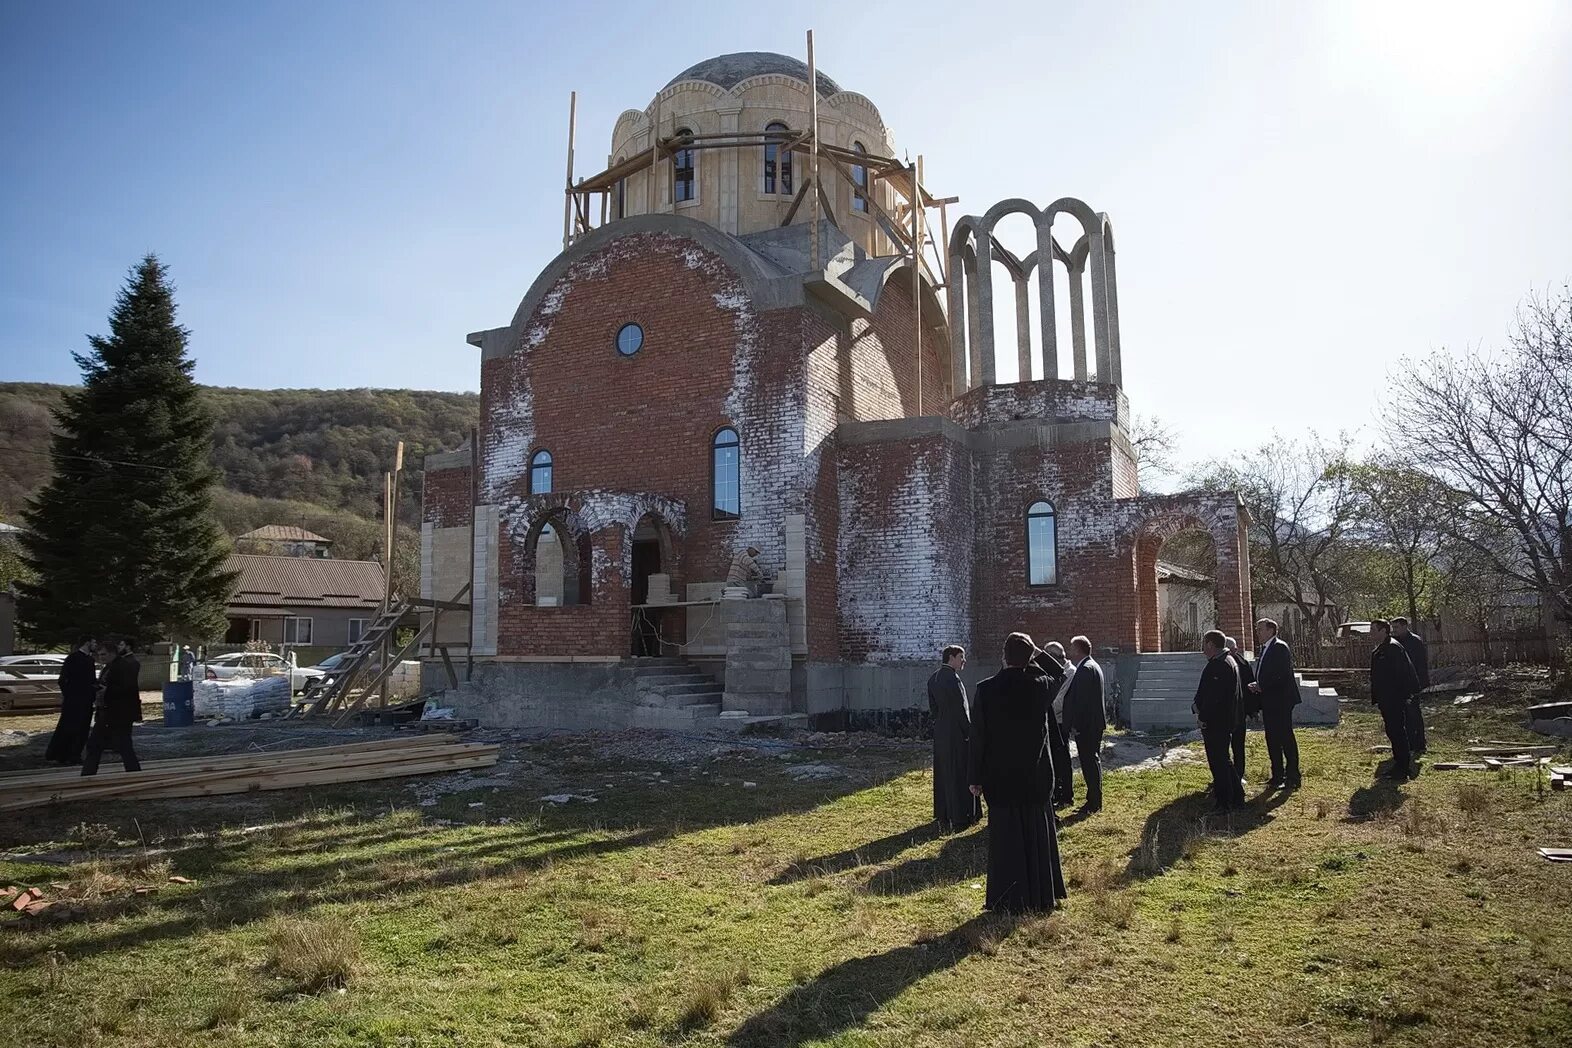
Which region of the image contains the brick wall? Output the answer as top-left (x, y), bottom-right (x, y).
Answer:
top-left (422, 464), bottom-right (472, 529)
top-left (951, 378), bottom-right (1127, 430)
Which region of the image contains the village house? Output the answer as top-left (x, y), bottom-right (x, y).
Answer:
top-left (223, 549), bottom-right (384, 655)
top-left (420, 51), bottom-right (1313, 730)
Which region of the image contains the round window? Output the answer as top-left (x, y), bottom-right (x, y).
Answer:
top-left (616, 323), bottom-right (644, 356)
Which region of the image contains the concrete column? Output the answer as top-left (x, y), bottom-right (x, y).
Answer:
top-left (973, 234), bottom-right (996, 385)
top-left (1088, 233), bottom-right (1112, 383)
top-left (721, 598), bottom-right (791, 716)
top-left (1105, 243), bottom-right (1122, 388)
top-left (1068, 260), bottom-right (1088, 381)
top-left (1014, 275), bottom-right (1032, 382)
top-left (717, 105), bottom-right (741, 235)
top-left (1034, 220), bottom-right (1059, 379)
top-left (945, 244), bottom-right (968, 394)
top-left (963, 249), bottom-right (983, 390)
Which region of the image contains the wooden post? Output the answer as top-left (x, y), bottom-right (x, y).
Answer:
top-left (466, 427), bottom-right (478, 681)
top-left (380, 442), bottom-right (404, 712)
top-left (647, 96), bottom-right (660, 215)
top-left (562, 91), bottom-right (577, 251)
top-left (913, 155), bottom-right (924, 416)
top-left (807, 29), bottom-right (820, 271)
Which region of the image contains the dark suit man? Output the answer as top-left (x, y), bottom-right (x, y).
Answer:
top-left (927, 645), bottom-right (976, 832)
top-left (1224, 636), bottom-right (1256, 785)
top-left (1249, 618), bottom-right (1301, 788)
top-left (1370, 619), bottom-right (1422, 780)
top-left (1062, 635), bottom-right (1107, 814)
top-left (1032, 642), bottom-right (1076, 807)
top-left (1391, 617), bottom-right (1429, 755)
top-left (45, 639), bottom-right (99, 764)
top-left (82, 638), bottom-right (142, 776)
top-left (1195, 630), bottom-right (1245, 810)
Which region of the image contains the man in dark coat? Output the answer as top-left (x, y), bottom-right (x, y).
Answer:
top-left (1248, 618), bottom-right (1301, 788)
top-left (927, 644), bottom-right (976, 832)
top-left (1391, 616), bottom-right (1429, 755)
top-left (1370, 619), bottom-right (1422, 780)
top-left (1224, 635), bottom-right (1257, 785)
top-left (1195, 631), bottom-right (1245, 811)
top-left (1061, 635), bottom-right (1107, 814)
top-left (82, 637), bottom-right (142, 776)
top-left (45, 638), bottom-right (99, 765)
top-left (966, 631), bottom-right (1067, 913)
top-left (1032, 641), bottom-right (1076, 807)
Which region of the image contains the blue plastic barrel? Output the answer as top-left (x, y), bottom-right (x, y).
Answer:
top-left (162, 680), bottom-right (194, 727)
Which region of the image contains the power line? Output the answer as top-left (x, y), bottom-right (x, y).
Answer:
top-left (0, 441), bottom-right (180, 472)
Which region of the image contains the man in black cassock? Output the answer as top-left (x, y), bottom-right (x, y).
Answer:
top-left (45, 638), bottom-right (99, 765)
top-left (82, 638), bottom-right (142, 776)
top-left (1370, 619), bottom-right (1422, 781)
top-left (927, 644), bottom-right (976, 832)
top-left (1031, 641), bottom-right (1075, 808)
top-left (1195, 630), bottom-right (1245, 811)
top-left (1391, 616), bottom-right (1429, 755)
top-left (1224, 636), bottom-right (1257, 787)
top-left (967, 632), bottom-right (1067, 913)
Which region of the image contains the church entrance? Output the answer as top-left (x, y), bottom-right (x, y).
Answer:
top-left (629, 514), bottom-right (677, 657)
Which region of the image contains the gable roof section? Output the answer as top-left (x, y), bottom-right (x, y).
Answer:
top-left (238, 525), bottom-right (331, 543)
top-left (226, 554), bottom-right (384, 611)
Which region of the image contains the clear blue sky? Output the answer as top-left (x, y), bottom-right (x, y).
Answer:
top-left (3, 1), bottom-right (1569, 466)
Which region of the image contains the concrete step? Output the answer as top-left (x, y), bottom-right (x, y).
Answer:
top-left (639, 680), bottom-right (724, 698)
top-left (637, 688), bottom-right (724, 710)
top-left (632, 665), bottom-right (696, 679)
top-left (683, 703), bottom-right (721, 719)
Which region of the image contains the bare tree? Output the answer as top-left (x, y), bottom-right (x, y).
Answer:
top-left (1339, 463), bottom-right (1461, 623)
top-left (1129, 413), bottom-right (1179, 493)
top-left (1388, 285), bottom-right (1572, 635)
top-left (1190, 431), bottom-right (1355, 656)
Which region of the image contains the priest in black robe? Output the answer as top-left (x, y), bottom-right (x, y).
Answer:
top-left (1032, 643), bottom-right (1076, 808)
top-left (967, 632), bottom-right (1067, 913)
top-left (45, 638), bottom-right (99, 765)
top-left (927, 645), bottom-right (976, 832)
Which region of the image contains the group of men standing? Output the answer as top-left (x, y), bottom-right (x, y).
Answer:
top-left (1193, 619), bottom-right (1303, 811)
top-left (43, 637), bottom-right (144, 776)
top-left (928, 633), bottom-right (1110, 837)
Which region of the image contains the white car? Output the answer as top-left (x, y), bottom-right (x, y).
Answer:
top-left (0, 653), bottom-right (70, 710)
top-left (0, 654), bottom-right (68, 680)
top-left (196, 652), bottom-right (324, 695)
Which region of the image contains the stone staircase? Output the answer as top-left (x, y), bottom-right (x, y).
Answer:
top-left (1127, 652), bottom-right (1341, 730)
top-left (628, 657), bottom-right (726, 730)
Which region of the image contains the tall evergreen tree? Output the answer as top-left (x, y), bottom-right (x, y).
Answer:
top-left (18, 256), bottom-right (236, 647)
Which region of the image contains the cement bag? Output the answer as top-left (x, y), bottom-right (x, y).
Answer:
top-left (192, 679), bottom-right (238, 718)
top-left (239, 675), bottom-right (291, 718)
top-left (193, 676), bottom-right (290, 719)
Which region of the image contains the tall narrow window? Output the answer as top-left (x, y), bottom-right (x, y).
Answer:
top-left (1027, 501), bottom-right (1057, 586)
top-left (614, 177), bottom-right (626, 219)
top-left (530, 450), bottom-right (553, 494)
top-left (851, 141), bottom-right (869, 213)
top-left (673, 128), bottom-right (696, 203)
top-left (712, 427), bottom-right (740, 520)
top-left (764, 122), bottom-right (792, 195)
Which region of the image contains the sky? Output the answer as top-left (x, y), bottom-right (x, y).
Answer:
top-left (2, 0), bottom-right (1569, 470)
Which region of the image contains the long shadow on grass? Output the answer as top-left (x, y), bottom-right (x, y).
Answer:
top-left (859, 826), bottom-right (987, 896)
top-left (724, 912), bottom-right (1015, 1047)
top-left (770, 821), bottom-right (947, 885)
top-left (1346, 772), bottom-right (1407, 822)
top-left (4, 746), bottom-right (930, 965)
top-left (1124, 787), bottom-right (1290, 880)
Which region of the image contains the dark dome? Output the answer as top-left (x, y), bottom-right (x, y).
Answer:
top-left (665, 51), bottom-right (842, 97)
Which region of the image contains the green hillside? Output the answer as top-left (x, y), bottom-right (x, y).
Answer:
top-left (0, 383), bottom-right (478, 584)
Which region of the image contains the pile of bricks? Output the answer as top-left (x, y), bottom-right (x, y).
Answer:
top-left (646, 572), bottom-right (675, 605)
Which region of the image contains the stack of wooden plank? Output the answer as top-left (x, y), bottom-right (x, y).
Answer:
top-left (0, 737), bottom-right (498, 811)
top-left (1551, 766), bottom-right (1572, 792)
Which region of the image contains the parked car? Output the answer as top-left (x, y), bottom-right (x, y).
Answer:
top-left (1336, 621), bottom-right (1373, 638)
top-left (196, 651), bottom-right (324, 695)
top-left (0, 653), bottom-right (70, 711)
top-left (299, 652), bottom-right (421, 704)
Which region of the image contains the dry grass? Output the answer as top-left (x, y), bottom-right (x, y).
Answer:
top-left (264, 914), bottom-right (360, 991)
top-left (1090, 890), bottom-right (1136, 930)
top-left (1454, 783), bottom-right (1491, 817)
top-left (677, 965), bottom-right (747, 1030)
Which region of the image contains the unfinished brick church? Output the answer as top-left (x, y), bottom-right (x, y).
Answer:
top-left (421, 50), bottom-right (1255, 729)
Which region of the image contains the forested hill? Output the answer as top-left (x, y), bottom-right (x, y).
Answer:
top-left (0, 384), bottom-right (478, 565)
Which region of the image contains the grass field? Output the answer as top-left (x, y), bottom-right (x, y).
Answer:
top-left (1, 676), bottom-right (1570, 1047)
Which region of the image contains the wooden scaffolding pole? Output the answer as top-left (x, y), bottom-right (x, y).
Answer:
top-left (807, 29), bottom-right (820, 271)
top-left (914, 154), bottom-right (924, 416)
top-left (467, 428), bottom-right (478, 681)
top-left (647, 96), bottom-right (660, 215)
top-left (380, 441), bottom-right (404, 711)
top-left (561, 91), bottom-right (577, 251)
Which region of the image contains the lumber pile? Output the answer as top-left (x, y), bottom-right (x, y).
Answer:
top-left (0, 737), bottom-right (498, 811)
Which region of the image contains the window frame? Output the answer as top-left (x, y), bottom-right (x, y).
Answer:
top-left (851, 141), bottom-right (869, 214)
top-left (529, 449), bottom-right (553, 495)
top-left (711, 426), bottom-right (741, 522)
top-left (284, 616), bottom-right (314, 645)
top-left (1026, 500), bottom-right (1059, 587)
top-left (616, 322), bottom-right (644, 356)
top-left (672, 127), bottom-right (697, 205)
top-left (763, 121), bottom-right (793, 195)
top-left (347, 618), bottom-right (368, 645)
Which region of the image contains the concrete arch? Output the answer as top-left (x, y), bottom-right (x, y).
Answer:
top-left (1100, 213), bottom-right (1122, 388)
top-left (979, 198), bottom-right (1060, 382)
top-left (946, 216), bottom-right (983, 393)
top-left (516, 503), bottom-right (593, 608)
top-left (1045, 197), bottom-right (1112, 383)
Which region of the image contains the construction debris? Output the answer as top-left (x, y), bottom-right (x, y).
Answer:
top-left (1537, 848), bottom-right (1572, 863)
top-left (1466, 744), bottom-right (1560, 757)
top-left (0, 737), bottom-right (498, 812)
top-left (1432, 763), bottom-right (1490, 771)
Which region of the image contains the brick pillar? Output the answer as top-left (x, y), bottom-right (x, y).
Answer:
top-left (1135, 535), bottom-right (1160, 652)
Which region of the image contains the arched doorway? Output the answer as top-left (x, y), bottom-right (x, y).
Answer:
top-left (630, 512), bottom-right (678, 657)
top-left (1134, 507), bottom-right (1245, 653)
